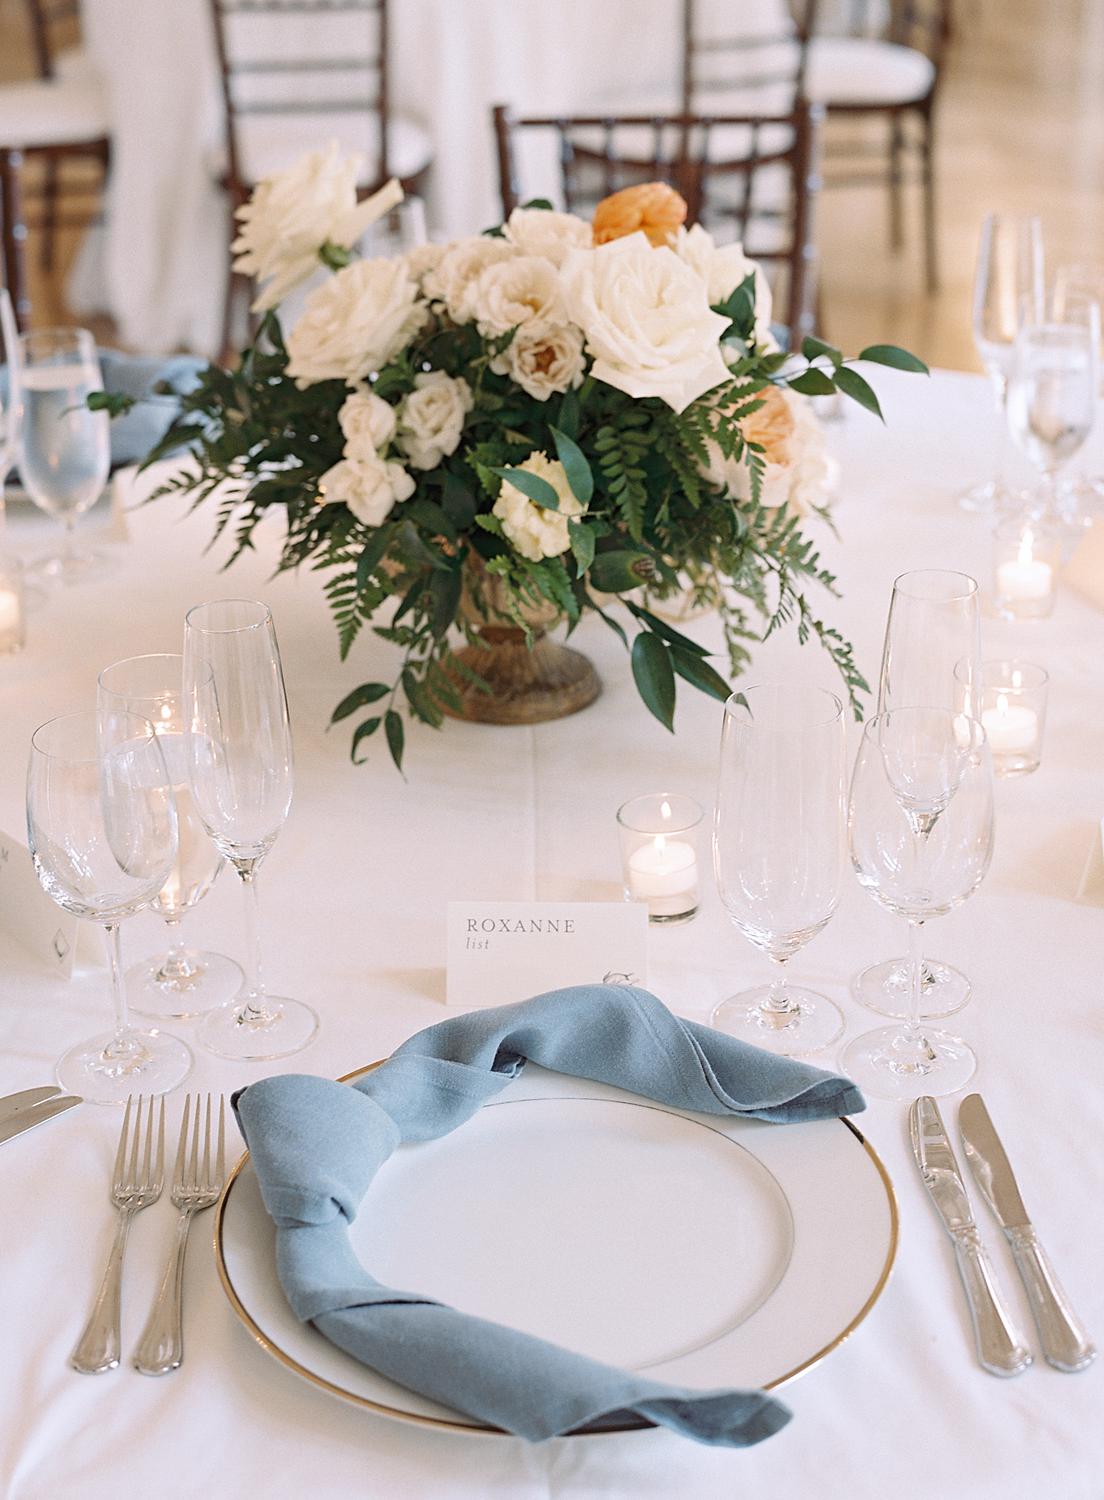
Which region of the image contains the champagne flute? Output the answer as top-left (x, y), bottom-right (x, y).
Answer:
top-left (960, 214), bottom-right (1044, 514)
top-left (26, 710), bottom-right (193, 1103)
top-left (183, 599), bottom-right (318, 1060)
top-left (97, 654), bottom-right (243, 1019)
top-left (711, 683), bottom-right (846, 1055)
top-left (854, 568), bottom-right (981, 1020)
top-left (17, 327), bottom-right (110, 583)
top-left (1052, 263), bottom-right (1104, 518)
top-left (842, 709), bottom-right (994, 1100)
top-left (1006, 309), bottom-right (1099, 527)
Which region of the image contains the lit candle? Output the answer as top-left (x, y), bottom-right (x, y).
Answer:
top-left (981, 692), bottom-right (1039, 754)
top-left (0, 585), bottom-right (23, 654)
top-left (627, 832), bottom-right (698, 902)
top-left (997, 530), bottom-right (1054, 603)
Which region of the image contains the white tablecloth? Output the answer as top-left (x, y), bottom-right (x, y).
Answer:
top-left (1, 369), bottom-right (1102, 1498)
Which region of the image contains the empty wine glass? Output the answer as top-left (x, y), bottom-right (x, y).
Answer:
top-left (960, 214), bottom-right (1044, 514)
top-left (0, 289), bottom-right (21, 528)
top-left (26, 710), bottom-right (193, 1104)
top-left (843, 709), bottom-right (994, 1100)
top-left (1007, 309), bottom-right (1099, 528)
top-left (183, 599), bottom-right (318, 1060)
top-left (711, 684), bottom-right (846, 1055)
top-left (854, 568), bottom-right (981, 1021)
top-left (1052, 263), bottom-right (1104, 518)
top-left (97, 654), bottom-right (243, 1019)
top-left (18, 327), bottom-right (110, 583)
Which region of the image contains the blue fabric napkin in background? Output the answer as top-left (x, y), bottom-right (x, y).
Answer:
top-left (235, 984), bottom-right (866, 1447)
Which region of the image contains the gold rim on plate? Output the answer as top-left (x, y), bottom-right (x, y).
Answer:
top-left (213, 1062), bottom-right (899, 1436)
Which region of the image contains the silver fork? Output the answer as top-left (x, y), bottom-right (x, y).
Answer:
top-left (72, 1094), bottom-right (165, 1374)
top-left (134, 1093), bottom-right (226, 1376)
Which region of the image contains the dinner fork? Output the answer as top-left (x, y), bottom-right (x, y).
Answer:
top-left (134, 1093), bottom-right (225, 1375)
top-left (72, 1094), bottom-right (165, 1374)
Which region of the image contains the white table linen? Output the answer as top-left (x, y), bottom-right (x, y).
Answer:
top-left (0, 369), bottom-right (1101, 1498)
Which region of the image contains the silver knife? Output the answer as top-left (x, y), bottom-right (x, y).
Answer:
top-left (0, 1085), bottom-right (62, 1123)
top-left (960, 1093), bottom-right (1096, 1373)
top-left (909, 1095), bottom-right (1032, 1377)
top-left (0, 1094), bottom-right (82, 1145)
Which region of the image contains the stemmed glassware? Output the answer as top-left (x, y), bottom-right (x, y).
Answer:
top-left (1051, 263), bottom-right (1104, 518)
top-left (97, 654), bottom-right (243, 1019)
top-left (183, 599), bottom-right (319, 1060)
top-left (853, 568), bottom-right (981, 1020)
top-left (26, 710), bottom-right (193, 1104)
top-left (960, 213), bottom-right (1044, 514)
top-left (0, 289), bottom-right (21, 527)
top-left (842, 709), bottom-right (994, 1100)
top-left (18, 327), bottom-right (110, 583)
top-left (711, 683), bottom-right (846, 1055)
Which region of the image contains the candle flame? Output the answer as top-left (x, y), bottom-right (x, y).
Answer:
top-left (660, 799), bottom-right (671, 820)
top-left (1017, 529), bottom-right (1035, 566)
top-left (997, 693), bottom-right (1009, 716)
top-left (1011, 668), bottom-right (1023, 690)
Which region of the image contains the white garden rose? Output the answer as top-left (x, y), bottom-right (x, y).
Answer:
top-left (562, 233), bottom-right (730, 413)
top-left (492, 451), bottom-right (584, 562)
top-left (232, 143), bottom-right (403, 312)
top-left (786, 393), bottom-right (839, 516)
top-left (491, 320), bottom-right (586, 401)
top-left (338, 389), bottom-right (397, 458)
top-left (472, 255), bottom-right (566, 337)
top-left (402, 240), bottom-right (447, 290)
top-left (286, 258), bottom-right (426, 386)
top-left (425, 236), bottom-right (516, 323)
top-left (503, 207), bottom-right (592, 267)
top-left (673, 225), bottom-right (773, 344)
top-left (318, 452), bottom-right (415, 527)
top-left (396, 370), bottom-right (473, 470)
top-left (699, 388), bottom-right (834, 514)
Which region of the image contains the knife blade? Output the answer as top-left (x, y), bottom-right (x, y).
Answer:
top-left (909, 1095), bottom-right (1031, 1377)
top-left (0, 1094), bottom-right (82, 1145)
top-left (960, 1093), bottom-right (1096, 1373)
top-left (0, 1085), bottom-right (62, 1123)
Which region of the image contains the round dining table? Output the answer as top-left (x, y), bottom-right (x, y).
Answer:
top-left (0, 367), bottom-right (1101, 1497)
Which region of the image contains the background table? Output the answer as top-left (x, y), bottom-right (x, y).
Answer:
top-left (0, 369), bottom-right (1101, 1498)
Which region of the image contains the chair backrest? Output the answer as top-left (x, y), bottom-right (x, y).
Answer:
top-left (817, 0), bottom-right (950, 62)
top-left (492, 101), bottom-right (823, 342)
top-left (208, 0), bottom-right (392, 194)
top-left (681, 0), bottom-right (821, 113)
top-left (24, 0), bottom-right (81, 80)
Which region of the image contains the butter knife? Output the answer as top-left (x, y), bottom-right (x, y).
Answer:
top-left (960, 1093), bottom-right (1096, 1373)
top-left (0, 1085), bottom-right (62, 1123)
top-left (909, 1095), bottom-right (1032, 1377)
top-left (0, 1094), bottom-right (82, 1144)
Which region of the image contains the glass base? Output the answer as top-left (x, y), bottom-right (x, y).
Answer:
top-left (198, 993), bottom-right (319, 1061)
top-left (957, 478), bottom-right (1000, 514)
top-left (840, 1023), bottom-right (976, 1101)
top-left (57, 1027), bottom-right (193, 1105)
top-left (710, 984), bottom-right (844, 1056)
top-left (29, 547), bottom-right (112, 586)
top-left (852, 957), bottom-right (971, 1020)
top-left (127, 948), bottom-right (244, 1021)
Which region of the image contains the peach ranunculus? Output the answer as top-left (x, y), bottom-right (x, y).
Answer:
top-left (741, 385), bottom-right (795, 466)
top-left (592, 182), bottom-right (688, 248)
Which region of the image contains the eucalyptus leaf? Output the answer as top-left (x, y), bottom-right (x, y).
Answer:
top-left (631, 632), bottom-right (676, 733)
top-left (800, 335), bottom-right (842, 368)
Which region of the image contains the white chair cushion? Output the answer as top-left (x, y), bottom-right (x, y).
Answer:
top-left (53, 46), bottom-right (98, 84)
top-left (224, 112), bottom-right (432, 186)
top-left (805, 38), bottom-right (935, 108)
top-left (0, 74), bottom-right (109, 150)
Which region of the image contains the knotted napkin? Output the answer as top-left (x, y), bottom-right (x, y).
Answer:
top-left (235, 984), bottom-right (865, 1446)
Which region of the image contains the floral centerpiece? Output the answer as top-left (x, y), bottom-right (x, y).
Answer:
top-left (136, 145), bottom-right (925, 771)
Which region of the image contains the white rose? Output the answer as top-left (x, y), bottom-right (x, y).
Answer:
top-left (471, 255), bottom-right (565, 337)
top-left (396, 370), bottom-right (473, 470)
top-left (503, 207), bottom-right (592, 267)
top-left (232, 142), bottom-right (403, 311)
top-left (286, 258), bottom-right (427, 386)
top-left (787, 394), bottom-right (838, 516)
top-left (562, 234), bottom-right (731, 413)
top-left (338, 389), bottom-right (397, 458)
top-left (491, 320), bottom-right (586, 401)
top-left (425, 235), bottom-right (516, 323)
top-left (673, 225), bottom-right (773, 343)
top-left (402, 240), bottom-right (447, 291)
top-left (318, 452), bottom-right (415, 527)
top-left (492, 451), bottom-right (584, 562)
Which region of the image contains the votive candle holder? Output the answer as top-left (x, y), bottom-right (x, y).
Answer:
top-left (617, 792), bottom-right (703, 924)
top-left (973, 659), bottom-right (1048, 777)
top-left (993, 518), bottom-right (1060, 621)
top-left (0, 554), bottom-right (26, 656)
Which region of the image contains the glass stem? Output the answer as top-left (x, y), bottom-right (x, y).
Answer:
top-left (102, 921), bottom-right (140, 1063)
top-left (235, 860), bottom-right (268, 1018)
top-left (991, 371), bottom-right (1008, 493)
top-left (764, 955), bottom-right (793, 1014)
top-left (905, 917), bottom-right (925, 1040)
top-left (62, 515), bottom-right (76, 562)
top-left (155, 915), bottom-right (199, 985)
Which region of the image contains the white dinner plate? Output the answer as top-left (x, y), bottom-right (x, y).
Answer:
top-left (216, 1063), bottom-right (898, 1435)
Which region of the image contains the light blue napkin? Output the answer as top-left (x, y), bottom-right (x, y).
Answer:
top-left (235, 984), bottom-right (865, 1446)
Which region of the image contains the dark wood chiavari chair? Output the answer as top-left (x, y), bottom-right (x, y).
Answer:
top-left (680, 0), bottom-right (820, 114)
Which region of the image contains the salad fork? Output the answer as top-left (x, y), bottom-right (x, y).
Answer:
top-left (134, 1093), bottom-right (225, 1375)
top-left (72, 1094), bottom-right (165, 1374)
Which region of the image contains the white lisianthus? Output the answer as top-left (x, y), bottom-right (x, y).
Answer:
top-left (318, 452), bottom-right (415, 527)
top-left (396, 370), bottom-right (473, 470)
top-left (231, 143), bottom-right (403, 312)
top-left (492, 451), bottom-right (584, 562)
top-left (562, 234), bottom-right (730, 413)
top-left (338, 389), bottom-right (397, 458)
top-left (472, 255), bottom-right (565, 337)
top-left (503, 207), bottom-right (592, 267)
top-left (673, 225), bottom-right (773, 344)
top-left (491, 321), bottom-right (586, 401)
top-left (425, 236), bottom-right (516, 323)
top-left (286, 258), bottom-right (426, 386)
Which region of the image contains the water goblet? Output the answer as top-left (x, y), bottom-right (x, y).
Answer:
top-left (1052, 262), bottom-right (1104, 518)
top-left (26, 710), bottom-right (193, 1104)
top-left (1006, 313), bottom-right (1098, 527)
top-left (0, 288), bottom-right (21, 529)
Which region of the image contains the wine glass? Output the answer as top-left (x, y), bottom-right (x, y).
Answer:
top-left (711, 683), bottom-right (846, 1055)
top-left (1052, 263), bottom-right (1104, 518)
top-left (1006, 309), bottom-right (1099, 528)
top-left (26, 710), bottom-right (193, 1104)
top-left (17, 327), bottom-right (110, 583)
top-left (854, 568), bottom-right (981, 1021)
top-left (842, 709), bottom-right (994, 1100)
top-left (960, 214), bottom-right (1044, 514)
top-left (0, 289), bottom-right (21, 529)
top-left (97, 654), bottom-right (243, 1019)
top-left (183, 599), bottom-right (319, 1060)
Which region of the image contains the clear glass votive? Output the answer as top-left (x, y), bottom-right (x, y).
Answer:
top-left (958, 658), bottom-right (1049, 777)
top-left (617, 792), bottom-right (703, 924)
top-left (0, 553), bottom-right (26, 655)
top-left (993, 518), bottom-right (1060, 620)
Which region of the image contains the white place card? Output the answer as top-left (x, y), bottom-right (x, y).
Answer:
top-left (446, 901), bottom-right (649, 1010)
top-left (0, 828), bottom-right (83, 976)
